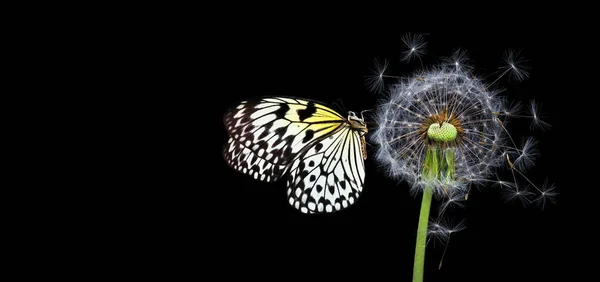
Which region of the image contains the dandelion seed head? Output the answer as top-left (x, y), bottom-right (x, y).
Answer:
top-left (371, 33), bottom-right (555, 215)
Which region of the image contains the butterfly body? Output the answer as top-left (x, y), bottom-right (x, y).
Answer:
top-left (223, 97), bottom-right (367, 214)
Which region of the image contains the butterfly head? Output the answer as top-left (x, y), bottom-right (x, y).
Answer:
top-left (347, 111), bottom-right (368, 135)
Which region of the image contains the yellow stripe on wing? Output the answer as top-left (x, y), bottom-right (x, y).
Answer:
top-left (283, 103), bottom-right (345, 123)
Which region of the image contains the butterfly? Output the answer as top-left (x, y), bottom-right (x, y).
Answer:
top-left (223, 97), bottom-right (368, 214)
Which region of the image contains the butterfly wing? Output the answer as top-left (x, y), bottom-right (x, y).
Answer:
top-left (223, 137), bottom-right (288, 182)
top-left (223, 97), bottom-right (346, 181)
top-left (286, 125), bottom-right (366, 214)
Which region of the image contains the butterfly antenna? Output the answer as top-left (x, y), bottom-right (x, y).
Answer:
top-left (331, 98), bottom-right (347, 114)
top-left (360, 109), bottom-right (379, 130)
top-left (360, 109), bottom-right (372, 120)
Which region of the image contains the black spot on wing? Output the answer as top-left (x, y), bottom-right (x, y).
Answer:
top-left (275, 103), bottom-right (290, 118)
top-left (258, 123), bottom-right (272, 139)
top-left (283, 146), bottom-right (293, 158)
top-left (241, 132), bottom-right (255, 143)
top-left (314, 143), bottom-right (323, 152)
top-left (243, 124), bottom-right (255, 133)
top-left (240, 114), bottom-right (252, 124)
top-left (274, 126), bottom-right (288, 137)
top-left (328, 185), bottom-right (335, 195)
top-left (297, 101), bottom-right (316, 121)
top-left (335, 195), bottom-right (347, 204)
top-left (304, 188), bottom-right (314, 201)
top-left (302, 129), bottom-right (314, 144)
top-left (256, 140), bottom-right (268, 150)
top-left (272, 133), bottom-right (294, 149)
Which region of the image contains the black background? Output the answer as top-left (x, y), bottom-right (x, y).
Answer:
top-left (29, 6), bottom-right (585, 281)
top-left (197, 24), bottom-right (572, 281)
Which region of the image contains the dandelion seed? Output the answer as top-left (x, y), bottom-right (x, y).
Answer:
top-left (427, 218), bottom-right (465, 269)
top-left (501, 49), bottom-right (531, 83)
top-left (427, 221), bottom-right (448, 247)
top-left (501, 184), bottom-right (534, 206)
top-left (486, 49), bottom-right (531, 88)
top-left (529, 99), bottom-right (551, 130)
top-left (428, 218), bottom-right (465, 245)
top-left (514, 137), bottom-right (538, 171)
top-left (365, 58), bottom-right (394, 93)
top-left (400, 33), bottom-right (427, 63)
top-left (532, 179), bottom-right (558, 210)
top-left (438, 192), bottom-right (465, 217)
top-left (500, 100), bottom-right (523, 120)
top-left (492, 174), bottom-right (515, 190)
top-left (442, 48), bottom-right (472, 72)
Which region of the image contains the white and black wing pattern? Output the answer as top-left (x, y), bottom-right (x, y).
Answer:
top-left (223, 137), bottom-right (287, 182)
top-left (223, 97), bottom-right (346, 182)
top-left (223, 96), bottom-right (368, 214)
top-left (286, 125), bottom-right (366, 214)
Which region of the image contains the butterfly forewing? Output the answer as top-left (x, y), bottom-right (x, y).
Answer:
top-left (223, 97), bottom-right (346, 165)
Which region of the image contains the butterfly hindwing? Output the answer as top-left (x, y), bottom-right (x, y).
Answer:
top-left (223, 137), bottom-right (287, 182)
top-left (286, 125), bottom-right (366, 214)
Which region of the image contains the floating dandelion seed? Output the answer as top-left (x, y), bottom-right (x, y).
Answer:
top-left (501, 184), bottom-right (534, 206)
top-left (427, 218), bottom-right (465, 270)
top-left (532, 179), bottom-right (557, 211)
top-left (400, 33), bottom-right (427, 63)
top-left (494, 48), bottom-right (531, 84)
top-left (441, 48), bottom-right (473, 72)
top-left (529, 99), bottom-right (551, 130)
top-left (513, 137), bottom-right (538, 171)
top-left (367, 33), bottom-right (556, 282)
top-left (437, 192), bottom-right (464, 217)
top-left (365, 58), bottom-right (390, 93)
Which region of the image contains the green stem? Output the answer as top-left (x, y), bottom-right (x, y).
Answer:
top-left (413, 146), bottom-right (452, 282)
top-left (413, 186), bottom-right (433, 282)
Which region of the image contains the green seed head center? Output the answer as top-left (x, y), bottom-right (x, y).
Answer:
top-left (427, 122), bottom-right (457, 142)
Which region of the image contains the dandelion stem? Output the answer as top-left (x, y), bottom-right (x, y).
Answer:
top-left (414, 142), bottom-right (456, 282)
top-left (413, 185), bottom-right (433, 282)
